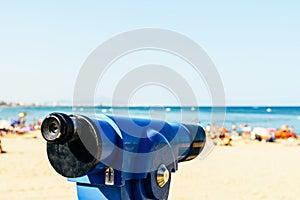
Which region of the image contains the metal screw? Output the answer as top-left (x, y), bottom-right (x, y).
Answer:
top-left (156, 164), bottom-right (169, 188)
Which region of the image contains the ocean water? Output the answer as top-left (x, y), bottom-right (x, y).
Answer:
top-left (0, 106), bottom-right (299, 135)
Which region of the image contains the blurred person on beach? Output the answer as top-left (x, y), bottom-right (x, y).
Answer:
top-left (36, 119), bottom-right (42, 130)
top-left (10, 111), bottom-right (27, 134)
top-left (252, 127), bottom-right (273, 143)
top-left (0, 139), bottom-right (6, 154)
top-left (205, 124), bottom-right (211, 135)
top-left (207, 124), bottom-right (221, 140)
top-left (231, 124), bottom-right (237, 134)
top-left (241, 124), bottom-right (252, 139)
top-left (30, 123), bottom-right (36, 130)
top-left (289, 126), bottom-right (297, 138)
top-left (276, 125), bottom-right (297, 139)
top-left (210, 123), bottom-right (219, 135)
top-left (218, 131), bottom-right (233, 146)
top-left (0, 119), bottom-right (10, 135)
top-left (211, 126), bottom-right (233, 146)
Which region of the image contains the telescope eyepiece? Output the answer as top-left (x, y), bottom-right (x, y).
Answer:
top-left (41, 116), bottom-right (61, 142)
top-left (41, 113), bottom-right (75, 144)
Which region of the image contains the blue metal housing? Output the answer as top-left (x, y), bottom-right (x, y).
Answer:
top-left (42, 113), bottom-right (206, 200)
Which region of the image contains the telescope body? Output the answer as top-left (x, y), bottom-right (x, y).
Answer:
top-left (42, 113), bottom-right (206, 200)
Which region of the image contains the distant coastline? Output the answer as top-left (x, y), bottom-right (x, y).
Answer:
top-left (1, 100), bottom-right (300, 109)
top-left (1, 104), bottom-right (300, 108)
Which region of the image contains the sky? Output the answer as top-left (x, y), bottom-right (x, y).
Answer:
top-left (0, 1), bottom-right (299, 106)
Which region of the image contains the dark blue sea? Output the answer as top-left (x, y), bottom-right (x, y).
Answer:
top-left (0, 106), bottom-right (299, 135)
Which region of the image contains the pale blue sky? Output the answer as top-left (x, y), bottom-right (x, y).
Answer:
top-left (0, 1), bottom-right (299, 106)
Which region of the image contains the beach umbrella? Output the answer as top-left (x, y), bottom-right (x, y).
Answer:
top-left (18, 111), bottom-right (27, 117)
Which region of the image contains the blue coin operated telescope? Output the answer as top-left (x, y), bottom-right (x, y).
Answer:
top-left (41, 113), bottom-right (206, 200)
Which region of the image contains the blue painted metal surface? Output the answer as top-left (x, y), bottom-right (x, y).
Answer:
top-left (42, 113), bottom-right (206, 199)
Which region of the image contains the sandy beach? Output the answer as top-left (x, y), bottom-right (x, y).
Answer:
top-left (1, 134), bottom-right (300, 200)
